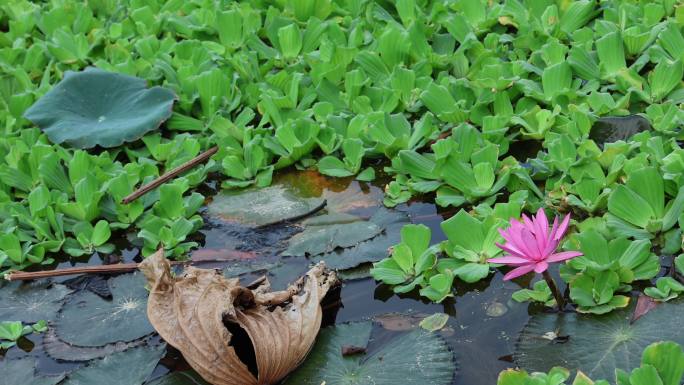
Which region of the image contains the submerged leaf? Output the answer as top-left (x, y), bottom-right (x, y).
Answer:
top-left (515, 300), bottom-right (684, 380)
top-left (148, 371), bottom-right (211, 385)
top-left (283, 322), bottom-right (456, 385)
top-left (207, 184), bottom-right (326, 227)
top-left (140, 250), bottom-right (339, 385)
top-left (54, 273), bottom-right (153, 347)
top-left (43, 327), bottom-right (148, 362)
top-left (23, 67), bottom-right (175, 148)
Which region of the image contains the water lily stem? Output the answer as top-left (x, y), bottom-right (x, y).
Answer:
top-left (121, 146), bottom-right (218, 204)
top-left (542, 270), bottom-right (565, 311)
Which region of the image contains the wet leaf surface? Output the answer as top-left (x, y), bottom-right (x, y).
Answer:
top-left (0, 282), bottom-right (71, 323)
top-left (43, 328), bottom-right (148, 362)
top-left (207, 184), bottom-right (325, 227)
top-left (283, 322), bottom-right (455, 385)
top-left (61, 344), bottom-right (166, 385)
top-left (54, 273), bottom-right (153, 347)
top-left (515, 300), bottom-right (684, 380)
top-left (0, 356), bottom-right (64, 385)
top-left (148, 371), bottom-right (211, 385)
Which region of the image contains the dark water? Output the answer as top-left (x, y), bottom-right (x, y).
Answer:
top-left (3, 169), bottom-right (544, 385)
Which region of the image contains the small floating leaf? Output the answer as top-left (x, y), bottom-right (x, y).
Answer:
top-left (62, 344), bottom-right (166, 385)
top-left (54, 273), bottom-right (153, 347)
top-left (283, 322), bottom-right (456, 385)
top-left (515, 300), bottom-right (684, 380)
top-left (207, 184), bottom-right (325, 227)
top-left (0, 282), bottom-right (71, 323)
top-left (24, 68), bottom-right (176, 149)
top-left (420, 313), bottom-right (450, 332)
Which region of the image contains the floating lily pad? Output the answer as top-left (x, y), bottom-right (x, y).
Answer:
top-left (0, 357), bottom-right (64, 385)
top-left (515, 300), bottom-right (684, 380)
top-left (283, 213), bottom-right (383, 257)
top-left (62, 344), bottom-right (166, 385)
top-left (306, 208), bottom-right (409, 270)
top-left (43, 327), bottom-right (148, 362)
top-left (0, 281), bottom-right (71, 323)
top-left (207, 184), bottom-right (326, 227)
top-left (283, 322), bottom-right (455, 385)
top-left (54, 273), bottom-right (154, 347)
top-left (23, 67), bottom-right (175, 148)
top-left (589, 115), bottom-right (651, 146)
top-left (147, 371), bottom-right (210, 385)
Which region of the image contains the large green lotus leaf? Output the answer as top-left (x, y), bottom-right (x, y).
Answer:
top-left (62, 344), bottom-right (166, 385)
top-left (309, 208), bottom-right (410, 270)
top-left (43, 327), bottom-right (148, 362)
top-left (23, 67), bottom-right (175, 148)
top-left (283, 213), bottom-right (383, 257)
top-left (515, 300), bottom-right (684, 380)
top-left (207, 184), bottom-right (326, 227)
top-left (283, 322), bottom-right (455, 385)
top-left (0, 357), bottom-right (64, 385)
top-left (0, 281), bottom-right (71, 323)
top-left (147, 371), bottom-right (210, 385)
top-left (54, 272), bottom-right (154, 346)
top-left (283, 208), bottom-right (409, 269)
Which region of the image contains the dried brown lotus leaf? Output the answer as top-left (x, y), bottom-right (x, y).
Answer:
top-left (140, 250), bottom-right (338, 385)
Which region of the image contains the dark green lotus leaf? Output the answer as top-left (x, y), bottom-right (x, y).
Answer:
top-left (147, 371), bottom-right (210, 385)
top-left (283, 213), bottom-right (383, 257)
top-left (283, 322), bottom-right (455, 385)
top-left (0, 357), bottom-right (64, 385)
top-left (515, 300), bottom-right (684, 380)
top-left (43, 327), bottom-right (148, 362)
top-left (23, 67), bottom-right (175, 148)
top-left (0, 281), bottom-right (71, 323)
top-left (589, 115), bottom-right (651, 146)
top-left (54, 272), bottom-right (154, 347)
top-left (300, 208), bottom-right (410, 270)
top-left (207, 184), bottom-right (326, 227)
top-left (223, 260), bottom-right (309, 291)
top-left (62, 344), bottom-right (166, 385)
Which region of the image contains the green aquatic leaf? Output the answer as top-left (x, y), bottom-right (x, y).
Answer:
top-left (283, 322), bottom-right (455, 385)
top-left (23, 68), bottom-right (175, 148)
top-left (62, 344), bottom-right (166, 385)
top-left (148, 371), bottom-right (210, 385)
top-left (0, 357), bottom-right (64, 385)
top-left (515, 300), bottom-right (684, 380)
top-left (207, 184), bottom-right (325, 227)
top-left (0, 281), bottom-right (71, 323)
top-left (54, 273), bottom-right (153, 347)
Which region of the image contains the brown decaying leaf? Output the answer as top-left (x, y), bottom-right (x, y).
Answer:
top-left (631, 294), bottom-right (659, 323)
top-left (140, 250), bottom-right (338, 385)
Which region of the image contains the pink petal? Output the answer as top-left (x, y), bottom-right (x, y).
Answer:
top-left (534, 261), bottom-right (549, 273)
top-left (546, 251), bottom-right (583, 263)
top-left (554, 214), bottom-right (571, 241)
top-left (521, 229), bottom-right (542, 260)
top-left (488, 256), bottom-right (530, 265)
top-left (495, 242), bottom-right (530, 260)
top-left (534, 209), bottom-right (549, 251)
top-left (503, 264), bottom-right (536, 280)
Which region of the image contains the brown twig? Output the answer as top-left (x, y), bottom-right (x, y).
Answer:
top-left (122, 146), bottom-right (218, 204)
top-left (4, 257), bottom-right (238, 281)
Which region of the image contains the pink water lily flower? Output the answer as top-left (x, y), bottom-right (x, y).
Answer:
top-left (488, 208), bottom-right (582, 281)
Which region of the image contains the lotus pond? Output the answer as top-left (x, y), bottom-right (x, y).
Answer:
top-left (2, 0), bottom-right (684, 385)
